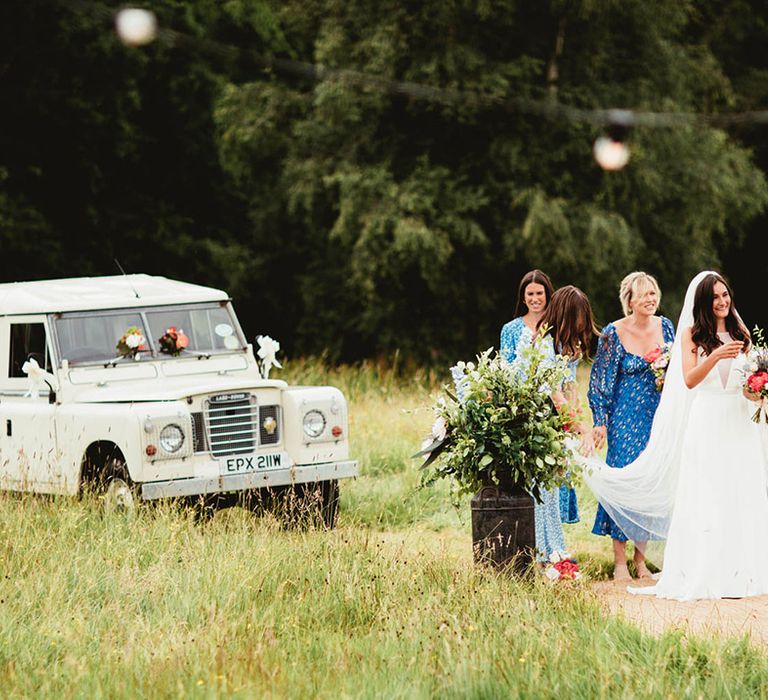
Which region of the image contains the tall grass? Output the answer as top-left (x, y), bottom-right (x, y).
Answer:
top-left (1, 360), bottom-right (766, 697)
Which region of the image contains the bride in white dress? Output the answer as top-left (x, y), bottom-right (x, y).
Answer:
top-left (582, 271), bottom-right (768, 601)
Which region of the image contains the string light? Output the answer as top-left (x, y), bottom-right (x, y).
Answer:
top-left (59, 0), bottom-right (768, 138)
top-left (593, 110), bottom-right (634, 171)
top-left (115, 8), bottom-right (158, 47)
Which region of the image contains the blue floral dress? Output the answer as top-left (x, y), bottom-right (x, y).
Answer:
top-left (500, 318), bottom-right (580, 559)
top-left (500, 318), bottom-right (579, 525)
top-left (588, 317), bottom-right (675, 541)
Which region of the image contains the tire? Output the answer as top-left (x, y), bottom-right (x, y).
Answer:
top-left (101, 459), bottom-right (138, 515)
top-left (318, 479), bottom-right (339, 529)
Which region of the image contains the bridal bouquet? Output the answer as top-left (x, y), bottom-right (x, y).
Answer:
top-left (417, 339), bottom-right (578, 502)
top-left (743, 327), bottom-right (768, 423)
top-left (644, 342), bottom-right (672, 392)
top-left (116, 326), bottom-right (147, 359)
top-left (158, 326), bottom-right (189, 356)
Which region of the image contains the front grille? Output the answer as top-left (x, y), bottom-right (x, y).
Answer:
top-left (191, 412), bottom-right (207, 453)
top-left (205, 393), bottom-right (257, 457)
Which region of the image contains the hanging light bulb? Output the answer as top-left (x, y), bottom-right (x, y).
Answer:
top-left (593, 109), bottom-right (634, 171)
top-left (115, 8), bottom-right (158, 47)
top-left (593, 136), bottom-right (630, 171)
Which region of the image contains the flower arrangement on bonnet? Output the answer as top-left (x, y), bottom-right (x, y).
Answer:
top-left (417, 340), bottom-right (579, 502)
top-left (116, 326), bottom-right (147, 359)
top-left (158, 326), bottom-right (189, 356)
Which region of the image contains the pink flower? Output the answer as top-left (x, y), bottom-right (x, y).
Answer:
top-left (643, 346), bottom-right (662, 363)
top-left (747, 372), bottom-right (768, 393)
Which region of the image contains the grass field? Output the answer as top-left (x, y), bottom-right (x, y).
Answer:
top-left (1, 359), bottom-right (767, 698)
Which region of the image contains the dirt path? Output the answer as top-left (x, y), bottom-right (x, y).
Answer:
top-left (591, 580), bottom-right (768, 648)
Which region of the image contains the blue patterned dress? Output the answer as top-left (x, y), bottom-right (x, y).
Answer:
top-left (500, 318), bottom-right (580, 559)
top-left (588, 317), bottom-right (675, 541)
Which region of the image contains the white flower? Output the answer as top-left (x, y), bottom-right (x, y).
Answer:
top-left (466, 362), bottom-right (475, 371)
top-left (125, 332), bottom-right (144, 349)
top-left (22, 357), bottom-right (56, 400)
top-left (256, 335), bottom-right (283, 378)
top-left (455, 361), bottom-right (466, 370)
top-left (549, 550), bottom-right (570, 563)
top-left (544, 566), bottom-right (560, 581)
top-left (431, 416), bottom-right (447, 441)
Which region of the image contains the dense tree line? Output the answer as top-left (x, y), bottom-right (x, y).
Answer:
top-left (1, 1), bottom-right (767, 362)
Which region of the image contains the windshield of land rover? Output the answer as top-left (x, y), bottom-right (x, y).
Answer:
top-left (54, 303), bottom-right (245, 364)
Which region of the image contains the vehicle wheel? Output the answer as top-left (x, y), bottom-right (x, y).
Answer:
top-left (102, 459), bottom-right (137, 515)
top-left (318, 479), bottom-right (339, 529)
top-left (296, 480), bottom-right (339, 529)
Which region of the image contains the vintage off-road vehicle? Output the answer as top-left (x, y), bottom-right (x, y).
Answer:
top-left (0, 274), bottom-right (357, 524)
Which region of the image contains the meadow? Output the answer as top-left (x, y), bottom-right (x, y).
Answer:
top-left (1, 359), bottom-right (767, 698)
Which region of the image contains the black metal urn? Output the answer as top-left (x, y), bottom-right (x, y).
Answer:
top-left (470, 473), bottom-right (535, 574)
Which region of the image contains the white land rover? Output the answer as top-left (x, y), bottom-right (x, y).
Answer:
top-left (0, 274), bottom-right (357, 524)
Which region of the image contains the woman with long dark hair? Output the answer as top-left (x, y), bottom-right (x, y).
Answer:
top-left (499, 270), bottom-right (579, 531)
top-left (500, 269), bottom-right (554, 363)
top-left (583, 271), bottom-right (768, 600)
top-left (529, 285), bottom-right (599, 559)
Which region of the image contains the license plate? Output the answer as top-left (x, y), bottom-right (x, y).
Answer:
top-left (219, 451), bottom-right (292, 475)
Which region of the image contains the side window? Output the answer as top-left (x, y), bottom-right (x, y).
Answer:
top-left (9, 323), bottom-right (50, 378)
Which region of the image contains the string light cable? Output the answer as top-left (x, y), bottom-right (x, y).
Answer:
top-left (58, 1), bottom-right (768, 169)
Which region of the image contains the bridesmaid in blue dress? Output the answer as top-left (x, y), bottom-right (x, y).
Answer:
top-left (500, 270), bottom-right (580, 528)
top-left (588, 272), bottom-right (675, 581)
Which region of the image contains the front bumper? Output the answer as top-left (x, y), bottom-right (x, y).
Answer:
top-left (139, 460), bottom-right (358, 500)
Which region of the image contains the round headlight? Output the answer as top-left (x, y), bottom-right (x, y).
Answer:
top-left (302, 410), bottom-right (326, 438)
top-left (159, 424), bottom-right (185, 453)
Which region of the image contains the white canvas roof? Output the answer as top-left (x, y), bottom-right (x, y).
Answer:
top-left (0, 274), bottom-right (229, 315)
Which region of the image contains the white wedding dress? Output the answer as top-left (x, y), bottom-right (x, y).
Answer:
top-left (632, 334), bottom-right (768, 601)
top-left (582, 271), bottom-right (768, 601)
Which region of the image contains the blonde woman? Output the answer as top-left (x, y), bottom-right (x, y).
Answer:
top-left (588, 272), bottom-right (675, 581)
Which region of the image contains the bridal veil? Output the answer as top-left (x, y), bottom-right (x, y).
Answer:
top-left (579, 270), bottom-right (718, 541)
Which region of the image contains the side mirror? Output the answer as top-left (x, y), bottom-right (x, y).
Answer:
top-left (44, 379), bottom-right (56, 405)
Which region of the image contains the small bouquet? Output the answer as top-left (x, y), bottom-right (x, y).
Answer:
top-left (158, 326), bottom-right (189, 356)
top-left (743, 326), bottom-right (768, 423)
top-left (543, 551), bottom-right (582, 581)
top-left (644, 342), bottom-right (672, 391)
top-left (116, 326), bottom-right (147, 359)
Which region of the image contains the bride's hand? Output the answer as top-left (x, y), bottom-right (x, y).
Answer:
top-left (712, 340), bottom-right (743, 361)
top-left (743, 387), bottom-right (762, 403)
top-left (579, 431), bottom-right (595, 457)
top-left (592, 425), bottom-right (607, 449)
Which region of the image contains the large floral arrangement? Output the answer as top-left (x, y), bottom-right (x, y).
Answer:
top-left (418, 340), bottom-right (578, 502)
top-left (158, 326), bottom-right (189, 356)
top-left (116, 326), bottom-right (147, 359)
top-left (743, 326), bottom-right (768, 423)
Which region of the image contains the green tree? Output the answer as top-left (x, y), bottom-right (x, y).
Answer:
top-left (215, 0), bottom-right (767, 360)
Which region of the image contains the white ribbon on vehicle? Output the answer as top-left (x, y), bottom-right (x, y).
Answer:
top-left (22, 357), bottom-right (57, 399)
top-left (256, 335), bottom-right (282, 379)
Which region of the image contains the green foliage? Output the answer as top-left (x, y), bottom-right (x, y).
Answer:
top-left (2, 0), bottom-right (768, 357)
top-left (420, 343), bottom-right (575, 501)
top-left (214, 0), bottom-right (768, 358)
